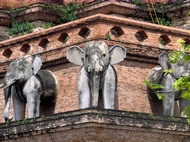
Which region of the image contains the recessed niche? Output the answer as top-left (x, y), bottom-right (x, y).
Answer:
top-left (135, 30), bottom-right (148, 41)
top-left (110, 26), bottom-right (124, 38)
top-left (78, 27), bottom-right (90, 38)
top-left (38, 38), bottom-right (49, 48)
top-left (2, 48), bottom-right (13, 58)
top-left (58, 32), bottom-right (69, 43)
top-left (20, 43), bottom-right (30, 53)
top-left (158, 35), bottom-right (171, 45)
top-left (184, 39), bottom-right (190, 45)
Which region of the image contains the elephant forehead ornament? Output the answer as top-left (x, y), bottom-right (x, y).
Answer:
top-left (67, 41), bottom-right (126, 109)
top-left (2, 55), bottom-right (58, 122)
top-left (147, 53), bottom-right (190, 116)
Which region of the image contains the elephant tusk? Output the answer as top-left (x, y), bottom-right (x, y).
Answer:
top-left (3, 80), bottom-right (16, 89)
top-left (99, 65), bottom-right (104, 72)
top-left (4, 115), bottom-right (13, 122)
top-left (156, 90), bottom-right (176, 93)
top-left (3, 85), bottom-right (9, 89)
top-left (0, 83), bottom-right (3, 89)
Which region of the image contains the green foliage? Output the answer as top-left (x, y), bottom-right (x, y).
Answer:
top-left (6, 9), bottom-right (13, 14)
top-left (168, 38), bottom-right (190, 124)
top-left (183, 105), bottom-right (190, 124)
top-left (158, 37), bottom-right (166, 45)
top-left (54, 115), bottom-right (59, 119)
top-left (144, 80), bottom-right (165, 101)
top-left (132, 0), bottom-right (144, 6)
top-left (105, 32), bottom-right (111, 41)
top-left (169, 50), bottom-right (183, 63)
top-left (42, 22), bottom-right (54, 29)
top-left (43, 2), bottom-right (65, 12)
top-left (157, 17), bottom-right (172, 26)
top-left (6, 5), bottom-right (29, 14)
top-left (148, 113), bottom-right (155, 119)
top-left (174, 76), bottom-right (190, 100)
top-left (188, 12), bottom-right (190, 16)
top-left (154, 14), bottom-right (172, 26)
top-left (9, 20), bottom-right (35, 36)
top-left (167, 116), bottom-right (178, 122)
top-left (22, 118), bottom-right (28, 124)
top-left (168, 39), bottom-right (190, 63)
top-left (15, 5), bottom-right (30, 12)
top-left (98, 113), bottom-right (103, 118)
top-left (40, 115), bottom-right (46, 120)
top-left (5, 120), bottom-right (10, 126)
top-left (57, 2), bottom-right (81, 24)
top-left (64, 35), bottom-right (70, 43)
top-left (175, 0), bottom-right (183, 6)
top-left (163, 68), bottom-right (173, 76)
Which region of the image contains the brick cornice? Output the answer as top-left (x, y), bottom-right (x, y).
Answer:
top-left (1, 13), bottom-right (190, 47)
top-left (0, 14), bottom-right (189, 76)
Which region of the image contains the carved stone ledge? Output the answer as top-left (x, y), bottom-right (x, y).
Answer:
top-left (0, 12), bottom-right (11, 27)
top-left (0, 109), bottom-right (189, 141)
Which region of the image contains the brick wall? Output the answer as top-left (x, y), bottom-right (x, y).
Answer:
top-left (0, 55), bottom-right (156, 122)
top-left (0, 14), bottom-right (190, 123)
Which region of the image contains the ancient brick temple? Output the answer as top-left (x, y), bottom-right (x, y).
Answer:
top-left (0, 0), bottom-right (190, 141)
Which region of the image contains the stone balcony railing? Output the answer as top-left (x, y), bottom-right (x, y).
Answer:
top-left (0, 109), bottom-right (189, 141)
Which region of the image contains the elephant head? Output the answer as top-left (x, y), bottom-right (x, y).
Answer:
top-left (3, 55), bottom-right (42, 121)
top-left (4, 55), bottom-right (42, 89)
top-left (67, 41), bottom-right (126, 108)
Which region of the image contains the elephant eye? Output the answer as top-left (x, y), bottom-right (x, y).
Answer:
top-left (102, 53), bottom-right (106, 57)
top-left (18, 65), bottom-right (24, 71)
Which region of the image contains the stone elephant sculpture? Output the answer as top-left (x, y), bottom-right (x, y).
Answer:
top-left (147, 52), bottom-right (190, 116)
top-left (67, 41), bottom-right (126, 109)
top-left (2, 55), bottom-right (58, 122)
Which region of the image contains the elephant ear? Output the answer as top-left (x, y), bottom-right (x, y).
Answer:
top-left (109, 45), bottom-right (126, 65)
top-left (66, 46), bottom-right (83, 66)
top-left (158, 53), bottom-right (170, 70)
top-left (32, 55), bottom-right (42, 75)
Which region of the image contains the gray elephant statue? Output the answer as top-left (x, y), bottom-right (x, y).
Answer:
top-left (147, 52), bottom-right (190, 116)
top-left (2, 55), bottom-right (58, 122)
top-left (67, 41), bottom-right (126, 109)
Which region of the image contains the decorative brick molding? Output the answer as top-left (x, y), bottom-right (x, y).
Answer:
top-left (1, 1), bottom-right (190, 27)
top-left (0, 14), bottom-right (189, 71)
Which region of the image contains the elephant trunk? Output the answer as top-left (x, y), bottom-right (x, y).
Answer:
top-left (90, 56), bottom-right (103, 108)
top-left (91, 74), bottom-right (100, 107)
top-left (4, 86), bottom-right (13, 122)
top-left (3, 78), bottom-right (16, 122)
top-left (161, 74), bottom-right (175, 116)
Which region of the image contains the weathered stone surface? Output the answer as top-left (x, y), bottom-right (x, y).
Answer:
top-left (0, 34), bottom-right (9, 42)
top-left (0, 12), bottom-right (11, 27)
top-left (0, 109), bottom-right (189, 142)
